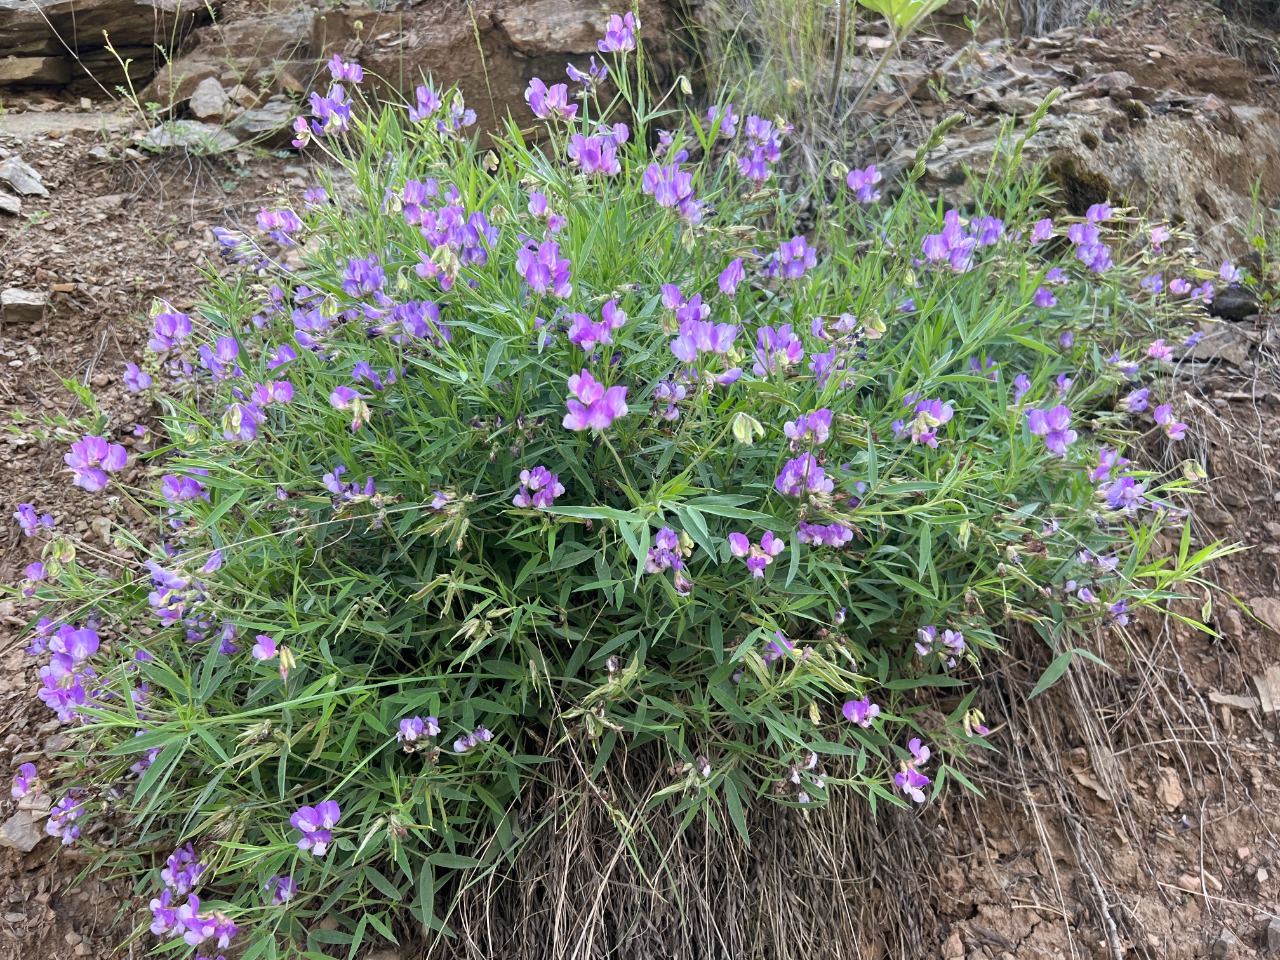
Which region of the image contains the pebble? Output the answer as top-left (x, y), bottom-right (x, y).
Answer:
top-left (1211, 928), bottom-right (1238, 959)
top-left (1265, 917), bottom-right (1280, 953)
top-left (0, 812), bottom-right (44, 853)
top-left (0, 289), bottom-right (48, 324)
top-left (63, 932), bottom-right (80, 946)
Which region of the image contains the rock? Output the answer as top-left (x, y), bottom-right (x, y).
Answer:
top-left (1208, 691), bottom-right (1259, 710)
top-left (140, 9), bottom-right (316, 105)
top-left (1212, 928), bottom-right (1239, 959)
top-left (0, 55), bottom-right (71, 84)
top-left (1253, 598), bottom-right (1280, 634)
top-left (1211, 285), bottom-right (1260, 322)
top-left (0, 289), bottom-right (48, 323)
top-left (1252, 664), bottom-right (1280, 714)
top-left (226, 97), bottom-right (296, 147)
top-left (0, 157), bottom-right (48, 197)
top-left (0, 0), bottom-right (219, 56)
top-left (1264, 916), bottom-right (1280, 953)
top-left (227, 83), bottom-right (259, 109)
top-left (187, 76), bottom-right (230, 119)
top-left (1184, 323), bottom-right (1255, 366)
top-left (1156, 767), bottom-right (1185, 810)
top-left (0, 192), bottom-right (19, 216)
top-left (0, 811), bottom-right (44, 853)
top-left (1221, 607), bottom-right (1245, 639)
top-left (137, 120), bottom-right (238, 154)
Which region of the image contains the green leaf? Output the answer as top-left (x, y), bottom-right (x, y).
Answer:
top-left (1029, 649), bottom-right (1074, 698)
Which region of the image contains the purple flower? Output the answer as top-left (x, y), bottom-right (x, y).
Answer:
top-left (1059, 332), bottom-right (1074, 349)
top-left (1012, 374), bottom-right (1031, 405)
top-left (1147, 339), bottom-right (1173, 362)
top-left (566, 56), bottom-right (609, 91)
top-left (161, 473), bottom-right (208, 504)
top-left (1191, 281), bottom-right (1215, 303)
top-left (64, 435), bottom-right (128, 491)
top-left (670, 317), bottom-right (738, 363)
top-left (453, 724), bottom-right (495, 754)
top-left (1150, 224), bottom-right (1171, 249)
top-left (1220, 260), bottom-right (1243, 283)
top-left (517, 239), bottom-right (573, 297)
top-left (1030, 218), bottom-right (1054, 243)
top-left (845, 164), bottom-right (882, 202)
top-left (775, 454), bottom-right (834, 497)
top-left (150, 890), bottom-right (179, 936)
top-left (308, 83), bottom-right (352, 136)
top-left (1141, 273), bottom-right (1163, 295)
top-left (1153, 404), bottom-right (1187, 440)
top-left (567, 300), bottom-right (627, 350)
top-left (1089, 446), bottom-right (1128, 483)
top-left (641, 163), bottom-right (697, 215)
top-left (397, 715), bottom-right (440, 747)
top-left (149, 308), bottom-right (192, 351)
top-left (783, 408), bottom-right (833, 447)
top-left (328, 54), bottom-right (363, 83)
top-left (267, 344), bottom-right (297, 370)
top-left (1121, 388), bottom-right (1149, 413)
top-left (251, 380), bottom-right (294, 405)
top-left (1184, 330), bottom-right (1204, 347)
top-left (1026, 404), bottom-right (1077, 457)
top-left (1033, 287), bottom-right (1057, 309)
top-left (342, 255), bottom-right (386, 299)
top-left (47, 793), bottom-right (84, 844)
top-left (1169, 278), bottom-right (1191, 295)
top-left (894, 766), bottom-right (931, 804)
top-left (269, 875), bottom-right (297, 906)
top-left (752, 324), bottom-right (804, 376)
top-left (526, 78), bottom-right (578, 121)
top-left (563, 369), bottom-right (628, 431)
top-left (291, 800), bottom-right (340, 855)
top-left (719, 258), bottom-right (745, 298)
top-left (124, 362), bottom-right (153, 392)
top-left (727, 530), bottom-right (785, 578)
top-left (842, 698), bottom-right (880, 727)
top-left (13, 503), bottom-right (54, 536)
top-left (1086, 202), bottom-right (1111, 222)
top-left (1102, 474), bottom-right (1146, 513)
top-left (772, 235), bottom-right (817, 281)
top-left (162, 843), bottom-right (206, 896)
top-left (513, 465), bottom-right (566, 508)
top-left (567, 134), bottom-right (620, 175)
top-left (409, 84), bottom-right (442, 122)
top-left (1106, 598), bottom-right (1130, 627)
top-left (598, 11), bottom-right (637, 52)
top-left (906, 397), bottom-right (954, 448)
top-left (797, 522), bottom-right (853, 547)
top-left (707, 102), bottom-right (738, 137)
top-left (251, 635), bottom-right (277, 660)
top-left (256, 207), bottom-right (304, 246)
top-left (11, 763), bottom-right (38, 799)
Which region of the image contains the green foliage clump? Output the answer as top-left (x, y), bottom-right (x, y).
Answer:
top-left (14, 26), bottom-right (1226, 958)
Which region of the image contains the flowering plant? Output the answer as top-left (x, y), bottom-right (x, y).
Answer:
top-left (9, 18), bottom-right (1229, 955)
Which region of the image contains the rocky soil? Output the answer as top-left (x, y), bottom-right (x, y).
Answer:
top-left (1, 0), bottom-right (1280, 957)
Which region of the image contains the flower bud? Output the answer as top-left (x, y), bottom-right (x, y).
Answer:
top-left (731, 412), bottom-right (764, 445)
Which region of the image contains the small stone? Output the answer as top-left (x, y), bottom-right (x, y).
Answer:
top-left (1265, 916), bottom-right (1280, 953)
top-left (1211, 928), bottom-right (1238, 959)
top-left (1257, 867), bottom-right (1269, 884)
top-left (227, 84), bottom-right (259, 109)
top-left (79, 97), bottom-right (92, 110)
top-left (0, 811), bottom-right (45, 853)
top-left (227, 97), bottom-right (295, 147)
top-left (63, 932), bottom-right (80, 946)
top-left (137, 120), bottom-right (238, 154)
top-left (1, 913), bottom-right (23, 923)
top-left (1, 289), bottom-right (48, 323)
top-left (1252, 598), bottom-right (1280, 634)
top-left (1176, 873), bottom-right (1201, 892)
top-left (0, 192), bottom-right (19, 216)
top-left (188, 77), bottom-right (230, 120)
top-left (1222, 608), bottom-right (1244, 638)
top-left (1157, 767), bottom-right (1185, 810)
top-left (0, 157), bottom-right (49, 197)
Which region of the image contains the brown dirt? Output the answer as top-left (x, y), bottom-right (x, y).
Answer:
top-left (1, 2), bottom-right (1280, 959)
